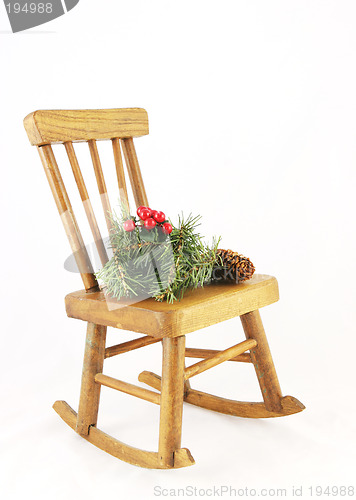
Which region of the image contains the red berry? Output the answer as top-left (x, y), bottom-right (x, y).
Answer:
top-left (139, 207), bottom-right (152, 220)
top-left (162, 222), bottom-right (172, 235)
top-left (136, 205), bottom-right (146, 217)
top-left (153, 210), bottom-right (166, 223)
top-left (144, 217), bottom-right (157, 230)
top-left (123, 219), bottom-right (136, 232)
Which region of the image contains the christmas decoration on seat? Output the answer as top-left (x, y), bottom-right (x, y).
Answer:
top-left (96, 206), bottom-right (255, 303)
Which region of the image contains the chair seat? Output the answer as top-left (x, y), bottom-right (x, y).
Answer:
top-left (65, 274), bottom-right (279, 338)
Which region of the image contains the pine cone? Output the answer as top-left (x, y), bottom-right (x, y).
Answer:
top-left (214, 248), bottom-right (255, 282)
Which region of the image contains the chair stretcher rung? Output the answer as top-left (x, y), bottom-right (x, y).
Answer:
top-left (184, 339), bottom-right (257, 380)
top-left (105, 336), bottom-right (160, 358)
top-left (95, 373), bottom-right (160, 405)
top-left (185, 348), bottom-right (252, 363)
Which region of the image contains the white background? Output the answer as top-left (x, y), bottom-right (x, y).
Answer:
top-left (1, 1), bottom-right (356, 499)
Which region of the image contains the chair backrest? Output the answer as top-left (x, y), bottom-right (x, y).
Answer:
top-left (23, 108), bottom-right (149, 291)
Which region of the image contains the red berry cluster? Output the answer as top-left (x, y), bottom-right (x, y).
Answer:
top-left (123, 206), bottom-right (173, 235)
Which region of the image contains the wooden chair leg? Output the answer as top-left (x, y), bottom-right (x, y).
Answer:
top-left (140, 310), bottom-right (304, 420)
top-left (54, 326), bottom-right (194, 468)
top-left (76, 322), bottom-right (107, 435)
top-left (240, 310), bottom-right (282, 412)
top-left (158, 336), bottom-right (186, 468)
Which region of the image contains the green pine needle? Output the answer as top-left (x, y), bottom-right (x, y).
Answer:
top-left (95, 210), bottom-right (220, 303)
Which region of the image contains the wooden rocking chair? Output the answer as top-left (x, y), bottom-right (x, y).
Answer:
top-left (24, 108), bottom-right (305, 469)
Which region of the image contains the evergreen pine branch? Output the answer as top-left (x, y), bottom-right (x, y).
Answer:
top-left (96, 209), bottom-right (224, 303)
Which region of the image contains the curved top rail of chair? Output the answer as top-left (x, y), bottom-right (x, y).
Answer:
top-left (23, 108), bottom-right (149, 146)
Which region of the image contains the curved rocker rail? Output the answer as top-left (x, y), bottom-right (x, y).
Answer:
top-left (138, 371), bottom-right (305, 419)
top-left (53, 401), bottom-right (195, 469)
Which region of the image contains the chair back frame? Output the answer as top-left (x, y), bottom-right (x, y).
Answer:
top-left (24, 108), bottom-right (150, 291)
